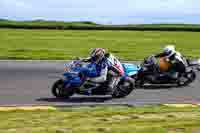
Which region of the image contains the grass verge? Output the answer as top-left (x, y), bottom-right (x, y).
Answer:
top-left (1, 105), bottom-right (200, 133)
top-left (0, 28), bottom-right (200, 60)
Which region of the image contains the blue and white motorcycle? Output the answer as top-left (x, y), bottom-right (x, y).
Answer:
top-left (51, 60), bottom-right (139, 98)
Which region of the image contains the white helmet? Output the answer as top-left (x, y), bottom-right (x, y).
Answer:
top-left (163, 45), bottom-right (176, 58)
top-left (90, 48), bottom-right (106, 62)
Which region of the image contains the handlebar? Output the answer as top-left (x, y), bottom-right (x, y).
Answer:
top-left (64, 60), bottom-right (90, 73)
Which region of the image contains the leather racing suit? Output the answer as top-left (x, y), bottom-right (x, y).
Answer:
top-left (154, 51), bottom-right (186, 79)
top-left (80, 53), bottom-right (124, 94)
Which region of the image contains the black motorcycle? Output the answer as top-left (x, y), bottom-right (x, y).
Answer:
top-left (134, 56), bottom-right (200, 87)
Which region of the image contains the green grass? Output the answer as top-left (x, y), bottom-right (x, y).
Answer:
top-left (1, 105), bottom-right (200, 133)
top-left (0, 28), bottom-right (200, 60)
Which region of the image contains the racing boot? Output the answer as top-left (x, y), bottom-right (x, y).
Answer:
top-left (107, 76), bottom-right (120, 95)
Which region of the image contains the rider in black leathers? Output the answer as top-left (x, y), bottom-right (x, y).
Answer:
top-left (154, 45), bottom-right (186, 79)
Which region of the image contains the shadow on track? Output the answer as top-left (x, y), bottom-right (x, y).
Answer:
top-left (36, 96), bottom-right (112, 103)
top-left (138, 84), bottom-right (177, 90)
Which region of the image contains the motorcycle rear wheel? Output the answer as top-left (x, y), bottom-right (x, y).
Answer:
top-left (112, 77), bottom-right (135, 98)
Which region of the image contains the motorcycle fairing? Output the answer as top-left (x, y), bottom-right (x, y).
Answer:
top-left (122, 63), bottom-right (141, 76)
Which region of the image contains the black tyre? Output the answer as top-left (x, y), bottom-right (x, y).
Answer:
top-left (112, 77), bottom-right (135, 98)
top-left (51, 79), bottom-right (74, 98)
top-left (177, 71), bottom-right (196, 87)
top-left (185, 71), bottom-right (196, 84)
top-left (135, 79), bottom-right (144, 88)
top-left (197, 66), bottom-right (200, 71)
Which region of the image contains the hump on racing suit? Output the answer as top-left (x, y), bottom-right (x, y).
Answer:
top-left (105, 53), bottom-right (124, 76)
top-left (82, 59), bottom-right (108, 83)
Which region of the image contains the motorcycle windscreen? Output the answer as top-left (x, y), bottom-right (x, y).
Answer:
top-left (122, 63), bottom-right (141, 76)
top-left (158, 58), bottom-right (171, 71)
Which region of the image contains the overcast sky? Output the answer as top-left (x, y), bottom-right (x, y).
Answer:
top-left (0, 0), bottom-right (200, 24)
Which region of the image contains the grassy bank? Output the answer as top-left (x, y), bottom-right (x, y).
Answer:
top-left (1, 20), bottom-right (200, 31)
top-left (0, 19), bottom-right (98, 29)
top-left (0, 28), bottom-right (200, 60)
top-left (1, 105), bottom-right (200, 133)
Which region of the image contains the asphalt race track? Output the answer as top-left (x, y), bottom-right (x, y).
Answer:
top-left (0, 61), bottom-right (200, 106)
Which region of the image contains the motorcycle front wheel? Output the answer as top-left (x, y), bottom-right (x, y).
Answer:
top-left (177, 71), bottom-right (196, 87)
top-left (51, 79), bottom-right (74, 98)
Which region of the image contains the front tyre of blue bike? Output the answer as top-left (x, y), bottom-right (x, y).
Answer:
top-left (51, 79), bottom-right (74, 98)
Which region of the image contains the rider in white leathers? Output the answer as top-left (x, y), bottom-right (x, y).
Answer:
top-left (80, 48), bottom-right (124, 94)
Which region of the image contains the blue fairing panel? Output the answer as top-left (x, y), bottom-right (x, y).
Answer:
top-left (70, 77), bottom-right (82, 86)
top-left (63, 72), bottom-right (82, 87)
top-left (122, 63), bottom-right (141, 76)
top-left (85, 64), bottom-right (99, 77)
